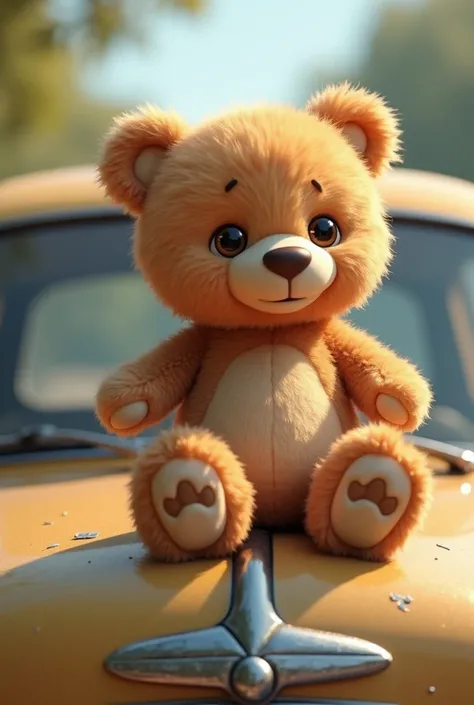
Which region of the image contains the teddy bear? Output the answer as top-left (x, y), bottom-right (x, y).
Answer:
top-left (95, 82), bottom-right (433, 564)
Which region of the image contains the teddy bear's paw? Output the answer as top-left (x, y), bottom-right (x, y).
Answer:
top-left (329, 455), bottom-right (413, 553)
top-left (305, 424), bottom-right (432, 562)
top-left (131, 426), bottom-right (255, 562)
top-left (375, 393), bottom-right (408, 426)
top-left (110, 401), bottom-right (149, 431)
top-left (152, 458), bottom-right (227, 551)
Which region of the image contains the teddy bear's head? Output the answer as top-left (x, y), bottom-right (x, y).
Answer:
top-left (98, 83), bottom-right (401, 328)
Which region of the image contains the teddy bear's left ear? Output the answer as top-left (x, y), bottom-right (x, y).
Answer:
top-left (306, 82), bottom-right (402, 177)
top-left (98, 105), bottom-right (188, 215)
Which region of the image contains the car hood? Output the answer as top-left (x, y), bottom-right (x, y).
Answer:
top-left (1, 452), bottom-right (474, 705)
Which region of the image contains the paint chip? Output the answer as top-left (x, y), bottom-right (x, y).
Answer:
top-left (389, 592), bottom-right (413, 612)
top-left (72, 532), bottom-right (99, 540)
top-left (428, 686), bottom-right (436, 694)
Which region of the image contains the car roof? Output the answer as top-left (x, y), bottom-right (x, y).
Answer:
top-left (0, 166), bottom-right (116, 221)
top-left (1, 164), bottom-right (474, 225)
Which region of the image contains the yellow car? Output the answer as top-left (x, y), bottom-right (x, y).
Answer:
top-left (1, 165), bottom-right (474, 705)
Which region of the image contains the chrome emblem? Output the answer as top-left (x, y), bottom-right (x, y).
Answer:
top-left (105, 531), bottom-right (392, 703)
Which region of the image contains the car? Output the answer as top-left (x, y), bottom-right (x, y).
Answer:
top-left (1, 164), bottom-right (474, 705)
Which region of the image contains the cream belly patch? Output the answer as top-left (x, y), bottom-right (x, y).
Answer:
top-left (203, 344), bottom-right (342, 525)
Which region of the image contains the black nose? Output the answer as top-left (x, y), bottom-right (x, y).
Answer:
top-left (262, 246), bottom-right (312, 281)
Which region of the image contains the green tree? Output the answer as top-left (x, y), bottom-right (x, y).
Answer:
top-left (0, 92), bottom-right (127, 179)
top-left (0, 0), bottom-right (205, 178)
top-left (304, 0), bottom-right (474, 182)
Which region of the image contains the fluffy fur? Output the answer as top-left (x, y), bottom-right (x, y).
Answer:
top-left (131, 426), bottom-right (255, 562)
top-left (305, 423), bottom-right (432, 562)
top-left (96, 83), bottom-right (433, 563)
top-left (307, 81), bottom-right (402, 176)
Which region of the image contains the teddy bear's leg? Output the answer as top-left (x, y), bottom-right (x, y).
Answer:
top-left (131, 425), bottom-right (255, 562)
top-left (305, 424), bottom-right (432, 562)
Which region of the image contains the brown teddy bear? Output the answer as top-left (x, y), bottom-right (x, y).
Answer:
top-left (96, 83), bottom-right (433, 563)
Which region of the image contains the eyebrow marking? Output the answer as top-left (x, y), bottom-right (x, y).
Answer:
top-left (225, 178), bottom-right (238, 192)
top-left (311, 179), bottom-right (323, 193)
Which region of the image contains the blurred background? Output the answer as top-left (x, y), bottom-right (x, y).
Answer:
top-left (2, 0), bottom-right (474, 182)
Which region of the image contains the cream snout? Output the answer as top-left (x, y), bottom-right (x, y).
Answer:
top-left (228, 234), bottom-right (337, 313)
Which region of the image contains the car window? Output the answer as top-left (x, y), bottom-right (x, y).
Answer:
top-left (447, 258), bottom-right (474, 404)
top-left (348, 283), bottom-right (434, 380)
top-left (15, 272), bottom-right (184, 411)
top-left (17, 274), bottom-right (436, 414)
top-left (1, 214), bottom-right (474, 443)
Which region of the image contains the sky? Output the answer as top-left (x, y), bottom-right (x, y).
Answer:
top-left (83, 0), bottom-right (422, 124)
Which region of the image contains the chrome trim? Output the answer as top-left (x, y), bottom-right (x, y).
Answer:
top-left (407, 435), bottom-right (474, 474)
top-left (224, 533), bottom-right (281, 654)
top-left (105, 531), bottom-right (392, 703)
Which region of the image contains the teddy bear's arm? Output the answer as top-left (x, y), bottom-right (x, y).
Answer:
top-left (96, 325), bottom-right (206, 437)
top-left (324, 318), bottom-right (432, 431)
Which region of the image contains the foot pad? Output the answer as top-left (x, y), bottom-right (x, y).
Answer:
top-left (347, 478), bottom-right (399, 516)
top-left (331, 454), bottom-right (411, 550)
top-left (152, 459), bottom-right (227, 552)
top-left (163, 480), bottom-right (216, 517)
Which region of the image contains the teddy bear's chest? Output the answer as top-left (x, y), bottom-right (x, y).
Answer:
top-left (201, 344), bottom-right (343, 526)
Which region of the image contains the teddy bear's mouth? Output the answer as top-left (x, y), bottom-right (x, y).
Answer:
top-left (260, 296), bottom-right (306, 303)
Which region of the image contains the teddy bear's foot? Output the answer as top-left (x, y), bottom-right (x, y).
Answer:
top-left (305, 424), bottom-right (432, 562)
top-left (131, 425), bottom-right (255, 562)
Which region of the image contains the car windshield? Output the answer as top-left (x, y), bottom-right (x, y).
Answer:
top-left (1, 210), bottom-right (474, 445)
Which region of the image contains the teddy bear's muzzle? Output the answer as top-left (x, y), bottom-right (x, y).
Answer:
top-left (228, 233), bottom-right (337, 314)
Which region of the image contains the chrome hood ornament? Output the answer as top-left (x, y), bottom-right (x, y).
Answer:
top-left (105, 531), bottom-right (392, 704)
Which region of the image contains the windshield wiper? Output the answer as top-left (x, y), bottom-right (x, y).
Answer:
top-left (0, 424), bottom-right (145, 458)
top-left (0, 425), bottom-right (473, 474)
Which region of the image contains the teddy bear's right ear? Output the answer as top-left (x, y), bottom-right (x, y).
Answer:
top-left (306, 83), bottom-right (401, 177)
top-left (98, 106), bottom-right (188, 215)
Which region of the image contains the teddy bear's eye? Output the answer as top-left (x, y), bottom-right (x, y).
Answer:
top-left (210, 225), bottom-right (248, 258)
top-left (308, 216), bottom-right (341, 248)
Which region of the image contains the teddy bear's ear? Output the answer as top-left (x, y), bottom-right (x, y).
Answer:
top-left (306, 82), bottom-right (402, 176)
top-left (98, 106), bottom-right (188, 215)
